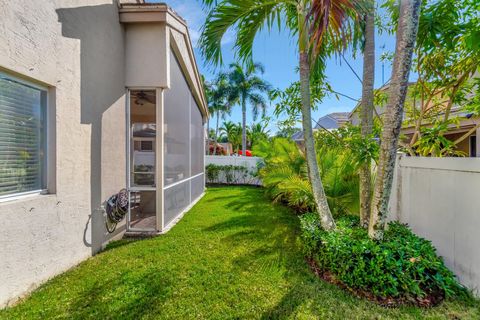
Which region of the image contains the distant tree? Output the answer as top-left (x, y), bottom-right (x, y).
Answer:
top-left (275, 118), bottom-right (301, 139)
top-left (247, 120), bottom-right (270, 149)
top-left (205, 73), bottom-right (236, 155)
top-left (226, 63), bottom-right (270, 157)
top-left (220, 121), bottom-right (242, 153)
top-left (270, 80), bottom-right (331, 140)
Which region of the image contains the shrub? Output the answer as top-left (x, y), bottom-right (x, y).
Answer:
top-left (205, 164), bottom-right (252, 184)
top-left (299, 213), bottom-right (462, 300)
top-left (206, 164), bottom-right (221, 183)
top-left (253, 138), bottom-right (359, 215)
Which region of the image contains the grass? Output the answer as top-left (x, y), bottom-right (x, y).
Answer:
top-left (1, 186), bottom-right (479, 319)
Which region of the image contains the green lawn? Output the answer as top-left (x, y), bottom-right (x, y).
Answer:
top-left (2, 186), bottom-right (479, 319)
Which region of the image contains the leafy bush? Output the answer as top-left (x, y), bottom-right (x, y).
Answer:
top-left (205, 164), bottom-right (252, 184)
top-left (299, 213), bottom-right (462, 299)
top-left (253, 137), bottom-right (359, 215)
top-left (206, 164), bottom-right (221, 183)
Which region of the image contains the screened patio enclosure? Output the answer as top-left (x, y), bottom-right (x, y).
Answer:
top-left (126, 55), bottom-right (205, 232)
top-left (121, 4), bottom-right (208, 233)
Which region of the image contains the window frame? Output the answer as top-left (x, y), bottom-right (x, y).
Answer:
top-left (469, 135), bottom-right (477, 157)
top-left (0, 71), bottom-right (49, 201)
top-left (139, 139), bottom-right (154, 152)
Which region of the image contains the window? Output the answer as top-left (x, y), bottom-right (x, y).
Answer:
top-left (140, 140), bottom-right (153, 151)
top-left (0, 73), bottom-right (47, 198)
top-left (470, 135), bottom-right (477, 157)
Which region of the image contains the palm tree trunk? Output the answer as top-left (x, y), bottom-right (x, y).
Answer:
top-left (359, 0), bottom-right (375, 228)
top-left (213, 111), bottom-right (220, 155)
top-left (369, 0), bottom-right (421, 240)
top-left (241, 96), bottom-right (247, 157)
top-left (299, 52), bottom-right (336, 231)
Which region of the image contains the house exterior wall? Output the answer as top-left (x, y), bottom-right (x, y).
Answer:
top-left (125, 23), bottom-right (169, 88)
top-left (444, 132), bottom-right (470, 156)
top-left (0, 0), bottom-right (126, 307)
top-left (388, 155), bottom-right (480, 294)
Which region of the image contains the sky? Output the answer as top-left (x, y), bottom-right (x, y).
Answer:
top-left (153, 0), bottom-right (397, 133)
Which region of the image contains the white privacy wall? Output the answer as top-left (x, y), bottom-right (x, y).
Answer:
top-left (205, 156), bottom-right (262, 185)
top-left (388, 155), bottom-right (480, 294)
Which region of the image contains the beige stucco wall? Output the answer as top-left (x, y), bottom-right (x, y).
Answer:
top-left (125, 23), bottom-right (169, 88)
top-left (389, 155), bottom-right (480, 295)
top-left (0, 0), bottom-right (126, 307)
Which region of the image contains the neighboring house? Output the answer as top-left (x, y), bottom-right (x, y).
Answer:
top-left (315, 112), bottom-right (350, 130)
top-left (292, 112), bottom-right (350, 145)
top-left (0, 0), bottom-right (207, 307)
top-left (218, 142), bottom-right (234, 155)
top-left (349, 84), bottom-right (480, 157)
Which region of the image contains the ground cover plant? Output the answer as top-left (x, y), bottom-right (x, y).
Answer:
top-left (2, 187), bottom-right (479, 319)
top-left (300, 213), bottom-right (466, 307)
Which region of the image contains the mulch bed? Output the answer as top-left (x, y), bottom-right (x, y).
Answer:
top-left (306, 257), bottom-right (445, 308)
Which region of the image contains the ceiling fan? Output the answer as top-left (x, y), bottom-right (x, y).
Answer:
top-left (133, 90), bottom-right (156, 105)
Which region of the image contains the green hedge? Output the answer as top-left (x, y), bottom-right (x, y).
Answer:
top-left (205, 164), bottom-right (255, 184)
top-left (299, 213), bottom-right (463, 300)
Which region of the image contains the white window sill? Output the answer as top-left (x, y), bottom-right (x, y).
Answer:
top-left (0, 190), bottom-right (50, 204)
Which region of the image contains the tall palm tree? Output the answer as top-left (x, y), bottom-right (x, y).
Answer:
top-left (359, 0), bottom-right (375, 228)
top-left (227, 63), bottom-right (270, 157)
top-left (199, 0), bottom-right (359, 231)
top-left (205, 73), bottom-right (235, 155)
top-left (369, 0), bottom-right (421, 240)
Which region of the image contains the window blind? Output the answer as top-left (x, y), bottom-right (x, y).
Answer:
top-left (0, 75), bottom-right (46, 197)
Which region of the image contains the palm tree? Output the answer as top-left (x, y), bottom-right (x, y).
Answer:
top-left (359, 0), bottom-right (375, 228)
top-left (369, 0), bottom-right (422, 240)
top-left (199, 0), bottom-right (360, 231)
top-left (220, 121), bottom-right (242, 153)
top-left (205, 74), bottom-right (235, 155)
top-left (227, 62), bottom-right (270, 157)
top-left (247, 121), bottom-right (270, 149)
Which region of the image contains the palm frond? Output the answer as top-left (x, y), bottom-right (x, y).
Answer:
top-left (308, 0), bottom-right (364, 56)
top-left (199, 0), bottom-right (288, 67)
top-left (248, 92), bottom-right (268, 119)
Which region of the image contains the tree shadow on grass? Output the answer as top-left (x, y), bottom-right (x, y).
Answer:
top-left (203, 190), bottom-right (313, 317)
top-left (64, 269), bottom-right (173, 319)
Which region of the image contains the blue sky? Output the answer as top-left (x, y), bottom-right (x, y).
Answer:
top-left (160, 0), bottom-right (397, 133)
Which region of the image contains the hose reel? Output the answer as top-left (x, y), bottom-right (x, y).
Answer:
top-left (105, 189), bottom-right (129, 233)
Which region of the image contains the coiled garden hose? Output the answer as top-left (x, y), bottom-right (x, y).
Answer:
top-left (105, 189), bottom-right (129, 233)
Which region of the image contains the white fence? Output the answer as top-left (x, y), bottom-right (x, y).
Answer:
top-left (388, 155), bottom-right (480, 294)
top-left (205, 156), bottom-right (262, 185)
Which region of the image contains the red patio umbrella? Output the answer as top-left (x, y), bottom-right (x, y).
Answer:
top-left (238, 150), bottom-right (252, 156)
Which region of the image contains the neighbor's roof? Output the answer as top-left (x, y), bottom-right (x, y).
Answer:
top-left (293, 112), bottom-right (351, 141)
top-left (326, 112), bottom-right (350, 121)
top-left (291, 131), bottom-right (304, 141)
top-left (313, 112), bottom-right (351, 130)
